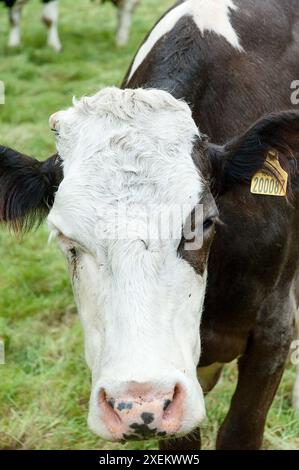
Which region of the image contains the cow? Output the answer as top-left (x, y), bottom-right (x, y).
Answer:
top-left (0, 0), bottom-right (299, 450)
top-left (1, 0), bottom-right (138, 51)
top-left (1, 0), bottom-right (61, 51)
top-left (104, 0), bottom-right (139, 46)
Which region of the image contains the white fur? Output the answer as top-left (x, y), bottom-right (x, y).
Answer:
top-left (48, 87), bottom-right (207, 439)
top-left (192, 0), bottom-right (242, 50)
top-left (42, 0), bottom-right (61, 52)
top-left (128, 0), bottom-right (242, 81)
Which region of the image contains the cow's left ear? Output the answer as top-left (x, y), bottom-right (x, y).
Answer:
top-left (207, 111), bottom-right (299, 196)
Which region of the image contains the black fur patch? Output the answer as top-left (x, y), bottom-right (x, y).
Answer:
top-left (207, 111), bottom-right (299, 196)
top-left (0, 146), bottom-right (63, 232)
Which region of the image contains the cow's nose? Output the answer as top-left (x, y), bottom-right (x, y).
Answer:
top-left (98, 382), bottom-right (185, 440)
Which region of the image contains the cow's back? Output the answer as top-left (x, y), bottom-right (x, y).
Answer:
top-left (126, 0), bottom-right (299, 144)
top-left (196, 0), bottom-right (299, 143)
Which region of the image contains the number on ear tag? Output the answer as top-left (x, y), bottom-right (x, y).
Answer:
top-left (250, 150), bottom-right (288, 197)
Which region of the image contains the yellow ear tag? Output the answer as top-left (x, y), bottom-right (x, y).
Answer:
top-left (250, 149), bottom-right (288, 197)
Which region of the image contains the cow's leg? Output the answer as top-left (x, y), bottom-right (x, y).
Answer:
top-left (159, 428), bottom-right (201, 451)
top-left (41, 0), bottom-right (61, 52)
top-left (116, 0), bottom-right (138, 46)
top-left (8, 0), bottom-right (27, 48)
top-left (216, 298), bottom-right (295, 450)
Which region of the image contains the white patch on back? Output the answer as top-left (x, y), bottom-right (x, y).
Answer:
top-left (192, 0), bottom-right (242, 50)
top-left (127, 1), bottom-right (191, 81)
top-left (127, 0), bottom-right (242, 82)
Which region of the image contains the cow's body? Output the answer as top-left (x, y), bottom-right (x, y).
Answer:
top-left (1, 0), bottom-right (138, 50)
top-left (125, 0), bottom-right (299, 449)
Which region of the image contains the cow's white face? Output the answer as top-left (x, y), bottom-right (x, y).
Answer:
top-left (47, 88), bottom-right (216, 441)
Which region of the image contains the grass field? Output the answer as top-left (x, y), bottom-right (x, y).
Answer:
top-left (0, 0), bottom-right (298, 451)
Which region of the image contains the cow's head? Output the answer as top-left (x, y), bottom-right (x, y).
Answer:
top-left (1, 88), bottom-right (299, 442)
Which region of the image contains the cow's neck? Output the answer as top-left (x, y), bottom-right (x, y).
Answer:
top-left (123, 16), bottom-right (207, 108)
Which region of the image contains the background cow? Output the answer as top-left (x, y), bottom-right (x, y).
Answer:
top-left (103, 0), bottom-right (139, 46)
top-left (1, 0), bottom-right (138, 51)
top-left (1, 0), bottom-right (61, 51)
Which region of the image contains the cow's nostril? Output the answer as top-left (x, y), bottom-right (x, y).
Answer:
top-left (107, 398), bottom-right (115, 410)
top-left (98, 389), bottom-right (122, 426)
top-left (163, 399), bottom-right (172, 411)
top-left (162, 384), bottom-right (184, 421)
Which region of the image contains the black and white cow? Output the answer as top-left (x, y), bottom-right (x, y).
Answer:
top-left (104, 0), bottom-right (139, 46)
top-left (1, 0), bottom-right (299, 449)
top-left (1, 0), bottom-right (61, 51)
top-left (1, 0), bottom-right (138, 51)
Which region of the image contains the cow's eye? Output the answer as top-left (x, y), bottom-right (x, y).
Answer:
top-left (55, 231), bottom-right (83, 257)
top-left (203, 218), bottom-right (215, 231)
top-left (69, 247), bottom-right (78, 259)
top-left (66, 244), bottom-right (83, 265)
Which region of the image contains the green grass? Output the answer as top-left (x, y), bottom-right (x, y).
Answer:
top-left (0, 0), bottom-right (298, 451)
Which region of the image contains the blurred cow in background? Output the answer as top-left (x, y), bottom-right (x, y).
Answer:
top-left (1, 0), bottom-right (61, 51)
top-left (104, 0), bottom-right (139, 46)
top-left (1, 0), bottom-right (138, 51)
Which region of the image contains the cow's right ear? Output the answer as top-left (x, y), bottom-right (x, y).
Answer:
top-left (0, 146), bottom-right (63, 232)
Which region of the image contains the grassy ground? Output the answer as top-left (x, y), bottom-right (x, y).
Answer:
top-left (0, 0), bottom-right (298, 451)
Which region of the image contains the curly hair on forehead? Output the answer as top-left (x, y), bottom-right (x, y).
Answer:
top-left (73, 87), bottom-right (194, 123)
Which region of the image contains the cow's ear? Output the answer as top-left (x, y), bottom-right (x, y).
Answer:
top-left (0, 146), bottom-right (63, 232)
top-left (208, 111), bottom-right (299, 196)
